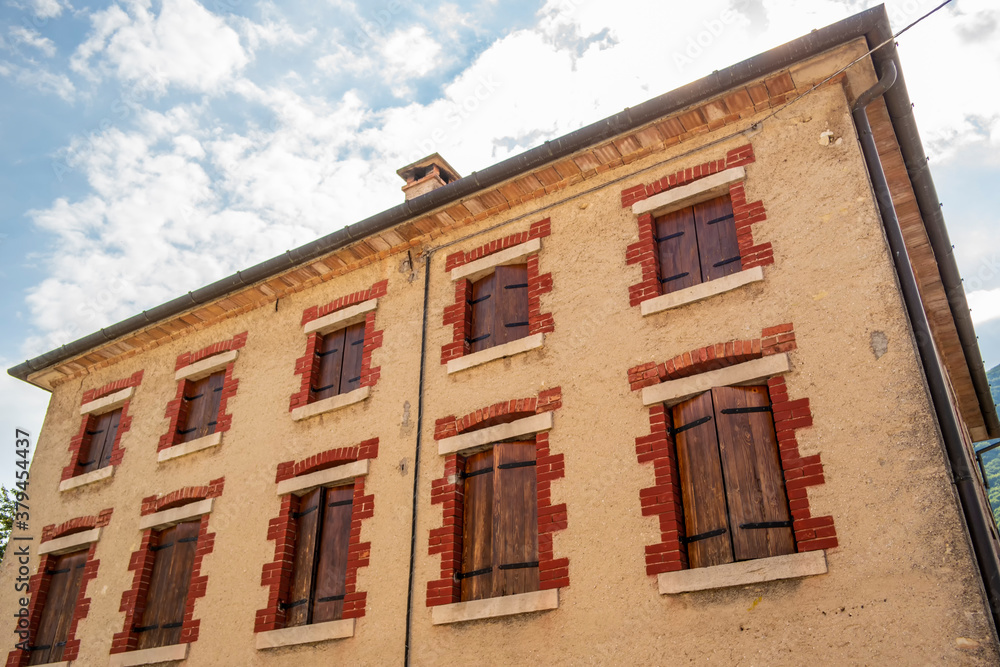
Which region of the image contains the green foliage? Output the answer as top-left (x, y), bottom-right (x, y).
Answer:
top-left (0, 485), bottom-right (16, 563)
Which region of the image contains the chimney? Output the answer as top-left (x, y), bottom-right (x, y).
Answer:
top-left (397, 153), bottom-right (461, 201)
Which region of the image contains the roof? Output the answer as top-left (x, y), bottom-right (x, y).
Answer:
top-left (9, 6), bottom-right (998, 439)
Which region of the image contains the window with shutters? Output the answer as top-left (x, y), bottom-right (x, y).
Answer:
top-left (670, 385), bottom-right (795, 568)
top-left (26, 550), bottom-right (87, 665)
top-left (75, 408), bottom-right (121, 475)
top-left (310, 323), bottom-right (365, 402)
top-left (284, 484), bottom-right (354, 626)
top-left (133, 521), bottom-right (200, 650)
top-left (177, 372), bottom-right (225, 443)
top-left (459, 441), bottom-right (539, 601)
top-left (655, 195), bottom-right (740, 294)
top-left (467, 265), bottom-right (530, 354)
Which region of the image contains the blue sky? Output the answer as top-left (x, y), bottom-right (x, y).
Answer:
top-left (1, 0), bottom-right (999, 483)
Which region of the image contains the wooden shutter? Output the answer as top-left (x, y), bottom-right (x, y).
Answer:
top-left (313, 329), bottom-right (346, 401)
top-left (673, 391), bottom-right (733, 569)
top-left (655, 207), bottom-right (701, 294)
top-left (693, 195), bottom-right (740, 283)
top-left (311, 486), bottom-right (354, 623)
top-left (78, 408), bottom-right (121, 474)
top-left (201, 372), bottom-right (225, 438)
top-left (339, 323), bottom-right (366, 396)
top-left (179, 377), bottom-right (210, 443)
top-left (468, 273), bottom-right (496, 353)
top-left (493, 442), bottom-right (539, 597)
top-left (136, 521), bottom-right (199, 650)
top-left (712, 386), bottom-right (795, 561)
top-left (461, 450), bottom-right (494, 602)
top-left (286, 488), bottom-right (322, 627)
top-left (28, 551), bottom-right (86, 665)
top-left (494, 264), bottom-right (529, 347)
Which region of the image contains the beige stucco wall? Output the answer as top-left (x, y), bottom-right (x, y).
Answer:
top-left (1, 41), bottom-right (996, 666)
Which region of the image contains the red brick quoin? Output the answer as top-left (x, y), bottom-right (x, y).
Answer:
top-left (6, 511), bottom-right (113, 667)
top-left (111, 480), bottom-right (224, 654)
top-left (289, 280), bottom-right (388, 412)
top-left (628, 325), bottom-right (836, 576)
top-left (255, 440), bottom-right (379, 632)
top-left (158, 333), bottom-right (246, 452)
top-left (622, 143), bottom-right (772, 307)
top-left (441, 219), bottom-right (553, 365)
top-left (62, 371), bottom-right (144, 482)
top-left (427, 388), bottom-right (567, 607)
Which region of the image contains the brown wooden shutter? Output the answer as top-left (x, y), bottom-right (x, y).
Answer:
top-left (493, 441), bottom-right (539, 598)
top-left (286, 489), bottom-right (321, 627)
top-left (494, 264), bottom-right (529, 347)
top-left (313, 329), bottom-right (346, 401)
top-left (712, 386), bottom-right (795, 561)
top-left (201, 372), bottom-right (225, 438)
top-left (468, 273), bottom-right (496, 353)
top-left (136, 521), bottom-right (199, 650)
top-left (179, 376), bottom-right (210, 443)
top-left (461, 450), bottom-right (494, 601)
top-left (311, 486), bottom-right (354, 623)
top-left (339, 322), bottom-right (366, 395)
top-left (693, 195), bottom-right (740, 283)
top-left (655, 207), bottom-right (701, 294)
top-left (673, 391), bottom-right (733, 569)
top-left (28, 551), bottom-right (86, 665)
top-left (78, 408), bottom-right (121, 474)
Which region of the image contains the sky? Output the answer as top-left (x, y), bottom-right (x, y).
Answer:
top-left (0, 0), bottom-right (998, 483)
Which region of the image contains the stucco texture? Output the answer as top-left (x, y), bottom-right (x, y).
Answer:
top-left (1, 42), bottom-right (996, 665)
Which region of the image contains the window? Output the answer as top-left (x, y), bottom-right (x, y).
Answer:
top-left (286, 485), bottom-right (353, 626)
top-left (671, 385), bottom-right (794, 568)
top-left (77, 408), bottom-right (121, 474)
top-left (312, 323), bottom-right (365, 402)
top-left (134, 521), bottom-right (199, 650)
top-left (468, 265), bottom-right (529, 354)
top-left (178, 372), bottom-right (224, 443)
top-left (27, 551), bottom-right (87, 665)
top-left (460, 441), bottom-right (538, 601)
top-left (655, 195), bottom-right (739, 294)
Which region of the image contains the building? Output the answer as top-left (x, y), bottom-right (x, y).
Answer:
top-left (4, 6), bottom-right (1000, 665)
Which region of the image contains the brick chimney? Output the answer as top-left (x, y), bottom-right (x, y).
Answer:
top-left (397, 153), bottom-right (461, 201)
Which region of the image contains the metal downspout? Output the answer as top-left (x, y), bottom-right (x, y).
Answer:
top-left (852, 59), bottom-right (1000, 637)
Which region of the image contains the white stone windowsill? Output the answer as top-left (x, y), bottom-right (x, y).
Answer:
top-left (431, 588), bottom-right (559, 625)
top-left (276, 459), bottom-right (369, 497)
top-left (80, 386), bottom-right (134, 416)
top-left (438, 412), bottom-right (553, 456)
top-left (255, 618), bottom-right (355, 649)
top-left (632, 166), bottom-right (746, 217)
top-left (31, 661), bottom-right (71, 667)
top-left (175, 350), bottom-right (238, 382)
top-left (641, 267), bottom-right (764, 317)
top-left (447, 333), bottom-right (544, 375)
top-left (39, 527), bottom-right (101, 556)
top-left (641, 353), bottom-right (790, 408)
top-left (157, 432), bottom-right (222, 463)
top-left (108, 642), bottom-right (188, 667)
top-left (658, 550), bottom-right (828, 595)
top-left (139, 498), bottom-right (213, 531)
top-left (304, 299), bottom-right (378, 336)
top-left (59, 465), bottom-right (114, 493)
top-left (290, 386), bottom-right (370, 422)
top-left (450, 238), bottom-right (541, 283)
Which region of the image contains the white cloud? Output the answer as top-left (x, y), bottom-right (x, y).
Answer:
top-left (71, 0), bottom-right (248, 94)
top-left (236, 14), bottom-right (317, 52)
top-left (9, 26), bottom-right (57, 57)
top-left (0, 59), bottom-right (74, 100)
top-left (969, 288), bottom-right (1000, 326)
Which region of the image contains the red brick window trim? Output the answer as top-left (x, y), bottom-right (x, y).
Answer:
top-left (6, 510), bottom-right (113, 667)
top-left (441, 219), bottom-right (553, 365)
top-left (623, 143), bottom-right (772, 308)
top-left (112, 480), bottom-right (224, 654)
top-left (62, 372), bottom-right (144, 482)
top-left (290, 281), bottom-right (388, 412)
top-left (256, 440), bottom-right (379, 633)
top-left (427, 388), bottom-right (567, 607)
top-left (159, 334), bottom-right (246, 453)
top-left (629, 329), bottom-right (837, 577)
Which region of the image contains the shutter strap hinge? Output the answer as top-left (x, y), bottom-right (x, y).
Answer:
top-left (498, 561), bottom-right (539, 570)
top-left (465, 334), bottom-right (490, 344)
top-left (504, 283), bottom-right (528, 289)
top-left (720, 406), bottom-right (772, 415)
top-left (659, 272), bottom-right (689, 284)
top-left (669, 415), bottom-right (712, 436)
top-left (462, 466), bottom-right (493, 479)
top-left (132, 624), bottom-right (158, 633)
top-left (457, 567), bottom-right (492, 579)
top-left (712, 256), bottom-right (741, 268)
top-left (497, 460), bottom-right (536, 470)
top-left (280, 599), bottom-right (307, 610)
top-left (504, 322), bottom-right (529, 328)
top-left (467, 295), bottom-right (490, 305)
top-left (293, 506), bottom-right (318, 519)
top-left (655, 231), bottom-right (684, 243)
top-left (681, 528), bottom-right (727, 544)
top-left (162, 622), bottom-right (183, 629)
top-left (317, 594), bottom-right (345, 603)
top-left (315, 348), bottom-right (339, 357)
top-left (739, 521), bottom-right (793, 530)
top-left (183, 393), bottom-right (204, 401)
top-left (706, 213), bottom-right (734, 225)
top-left (328, 499), bottom-right (353, 508)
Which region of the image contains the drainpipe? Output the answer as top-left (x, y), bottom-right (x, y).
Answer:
top-left (852, 59), bottom-right (1000, 636)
